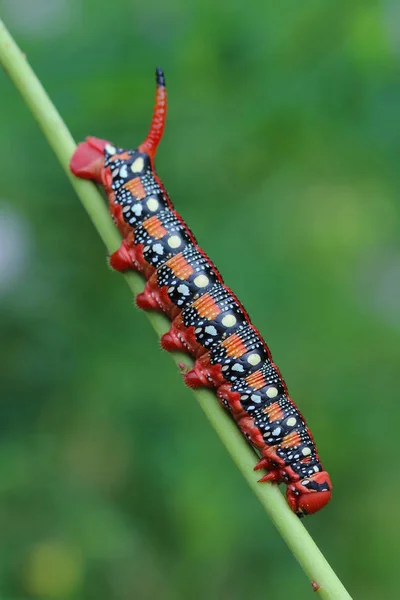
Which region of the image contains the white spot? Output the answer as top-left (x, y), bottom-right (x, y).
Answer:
top-left (247, 353), bottom-right (261, 366)
top-left (167, 286), bottom-right (175, 293)
top-left (194, 274), bottom-right (209, 288)
top-left (221, 314), bottom-right (237, 328)
top-left (177, 284), bottom-right (190, 296)
top-left (266, 387), bottom-right (278, 399)
top-left (241, 394), bottom-right (249, 400)
top-left (221, 365), bottom-right (229, 372)
top-left (195, 327), bottom-right (202, 334)
top-left (131, 157), bottom-right (144, 173)
top-left (105, 144), bottom-right (116, 155)
top-left (168, 235), bottom-right (181, 249)
top-left (302, 480), bottom-right (310, 486)
top-left (147, 198), bottom-right (159, 211)
top-left (313, 466), bottom-right (320, 472)
top-left (205, 325), bottom-right (217, 336)
top-left (132, 204), bottom-right (142, 216)
top-left (286, 417), bottom-right (297, 427)
top-left (112, 167), bottom-right (119, 177)
top-left (232, 364), bottom-right (244, 372)
top-left (302, 447), bottom-right (312, 456)
top-left (122, 205), bottom-right (131, 213)
top-left (272, 427), bottom-right (281, 436)
top-left (251, 394), bottom-right (261, 403)
top-left (153, 243), bottom-right (164, 255)
top-left (119, 165), bottom-right (128, 179)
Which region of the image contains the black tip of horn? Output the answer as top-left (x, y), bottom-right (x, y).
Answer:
top-left (155, 67), bottom-right (166, 87)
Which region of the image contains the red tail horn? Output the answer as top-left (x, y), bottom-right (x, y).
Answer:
top-left (139, 67), bottom-right (167, 159)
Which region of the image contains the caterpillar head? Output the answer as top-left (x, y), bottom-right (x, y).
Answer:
top-left (70, 136), bottom-right (111, 184)
top-left (286, 471), bottom-right (332, 517)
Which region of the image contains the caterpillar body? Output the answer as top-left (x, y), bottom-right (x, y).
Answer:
top-left (70, 68), bottom-right (332, 516)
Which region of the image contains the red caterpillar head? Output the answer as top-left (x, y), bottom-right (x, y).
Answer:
top-left (70, 135), bottom-right (112, 183)
top-left (286, 471), bottom-right (332, 516)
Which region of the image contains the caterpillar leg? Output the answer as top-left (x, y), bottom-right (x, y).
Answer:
top-left (235, 416), bottom-right (266, 452)
top-left (258, 470), bottom-right (281, 483)
top-left (184, 354), bottom-right (223, 389)
top-left (253, 457), bottom-right (280, 482)
top-left (161, 317), bottom-right (204, 357)
top-left (136, 281), bottom-right (160, 311)
top-left (136, 278), bottom-right (181, 319)
top-left (217, 384), bottom-right (247, 419)
top-left (109, 240), bottom-right (135, 272)
top-left (255, 451), bottom-right (286, 483)
top-left (254, 457), bottom-right (273, 471)
top-left (161, 327), bottom-right (189, 353)
top-left (184, 369), bottom-right (211, 389)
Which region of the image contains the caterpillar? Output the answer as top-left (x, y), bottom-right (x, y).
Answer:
top-left (70, 68), bottom-right (332, 516)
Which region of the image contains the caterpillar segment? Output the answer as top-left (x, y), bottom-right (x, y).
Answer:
top-left (161, 285), bottom-right (249, 358)
top-left (70, 68), bottom-right (332, 516)
top-left (184, 324), bottom-right (271, 389)
top-left (136, 245), bottom-right (223, 319)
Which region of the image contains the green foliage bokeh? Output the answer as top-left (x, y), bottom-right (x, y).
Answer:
top-left (1, 1), bottom-right (399, 599)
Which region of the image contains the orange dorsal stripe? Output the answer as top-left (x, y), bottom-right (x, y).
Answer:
top-left (124, 177), bottom-right (146, 199)
top-left (192, 294), bottom-right (221, 320)
top-left (165, 253), bottom-right (194, 280)
top-left (263, 402), bottom-right (284, 422)
top-left (281, 432), bottom-right (302, 448)
top-left (110, 151), bottom-right (131, 162)
top-left (245, 370), bottom-right (266, 390)
top-left (221, 333), bottom-right (248, 358)
top-left (142, 216), bottom-right (168, 239)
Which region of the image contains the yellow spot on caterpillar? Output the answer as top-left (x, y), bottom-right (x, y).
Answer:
top-left (168, 235), bottom-right (181, 249)
top-left (131, 157), bottom-right (144, 173)
top-left (247, 353), bottom-right (261, 366)
top-left (194, 274), bottom-right (209, 288)
top-left (221, 314), bottom-right (237, 327)
top-left (146, 198), bottom-right (159, 211)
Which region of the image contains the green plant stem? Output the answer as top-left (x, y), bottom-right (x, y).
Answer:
top-left (0, 20), bottom-right (353, 600)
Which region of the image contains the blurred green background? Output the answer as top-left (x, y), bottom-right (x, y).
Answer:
top-left (1, 1), bottom-right (399, 598)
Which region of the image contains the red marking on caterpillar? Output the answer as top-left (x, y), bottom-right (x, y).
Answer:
top-left (70, 67), bottom-right (332, 516)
